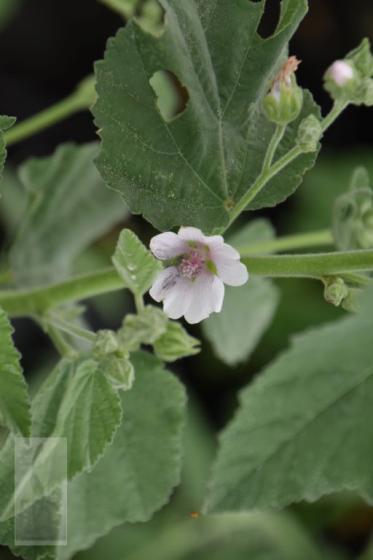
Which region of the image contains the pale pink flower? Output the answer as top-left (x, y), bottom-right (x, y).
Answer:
top-left (149, 227), bottom-right (248, 324)
top-left (327, 60), bottom-right (354, 86)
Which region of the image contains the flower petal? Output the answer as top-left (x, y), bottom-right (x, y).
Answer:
top-left (149, 266), bottom-right (179, 302)
top-left (215, 258), bottom-right (249, 286)
top-left (163, 278), bottom-right (193, 320)
top-left (184, 273), bottom-right (216, 324)
top-left (211, 276), bottom-right (225, 312)
top-left (150, 232), bottom-right (187, 260)
top-left (210, 242), bottom-right (240, 260)
top-left (178, 227), bottom-right (207, 244)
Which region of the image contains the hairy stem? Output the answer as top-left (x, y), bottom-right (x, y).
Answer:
top-left (237, 229), bottom-right (334, 256)
top-left (261, 124), bottom-right (286, 172)
top-left (243, 249), bottom-right (373, 278)
top-left (4, 76), bottom-right (96, 146)
top-left (1, 249), bottom-right (373, 318)
top-left (227, 100), bottom-right (349, 228)
top-left (0, 268), bottom-right (124, 317)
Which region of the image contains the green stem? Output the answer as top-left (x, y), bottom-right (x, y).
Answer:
top-left (135, 294), bottom-right (145, 313)
top-left (43, 323), bottom-right (77, 358)
top-left (243, 249), bottom-right (373, 279)
top-left (1, 249), bottom-right (373, 318)
top-left (0, 268), bottom-right (124, 317)
top-left (46, 314), bottom-right (97, 343)
top-left (237, 229), bottom-right (334, 256)
top-left (227, 145), bottom-right (302, 226)
top-left (4, 76), bottom-right (96, 147)
top-left (227, 100), bottom-right (349, 229)
top-left (321, 100), bottom-right (349, 132)
top-left (262, 124), bottom-right (286, 172)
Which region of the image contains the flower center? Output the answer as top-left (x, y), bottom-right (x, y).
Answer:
top-left (178, 249), bottom-right (205, 280)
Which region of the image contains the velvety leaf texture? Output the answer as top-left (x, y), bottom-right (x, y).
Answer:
top-left (0, 307), bottom-right (30, 436)
top-left (10, 143), bottom-right (127, 286)
top-left (0, 352), bottom-right (186, 560)
top-left (94, 0), bottom-right (319, 234)
top-left (205, 289), bottom-right (373, 513)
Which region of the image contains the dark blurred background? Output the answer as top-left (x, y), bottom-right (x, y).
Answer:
top-left (1, 1), bottom-right (373, 558)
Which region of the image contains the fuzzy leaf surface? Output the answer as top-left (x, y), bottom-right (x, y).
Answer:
top-left (206, 289), bottom-right (373, 512)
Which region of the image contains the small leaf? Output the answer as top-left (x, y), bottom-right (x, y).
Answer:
top-left (0, 307), bottom-right (31, 436)
top-left (203, 219), bottom-right (280, 366)
top-left (118, 305), bottom-right (168, 351)
top-left (112, 229), bottom-right (162, 296)
top-left (100, 354), bottom-right (135, 391)
top-left (10, 143), bottom-right (126, 286)
top-left (94, 0), bottom-right (319, 233)
top-left (154, 321), bottom-right (200, 362)
top-left (32, 357), bottom-right (122, 479)
top-left (205, 288), bottom-right (373, 513)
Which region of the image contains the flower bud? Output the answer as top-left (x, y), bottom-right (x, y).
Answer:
top-left (297, 115), bottom-right (322, 153)
top-left (333, 169), bottom-right (373, 250)
top-left (262, 56), bottom-right (303, 125)
top-left (324, 60), bottom-right (359, 101)
top-left (323, 277), bottom-right (349, 307)
top-left (94, 330), bottom-right (119, 356)
top-left (327, 60), bottom-right (355, 86)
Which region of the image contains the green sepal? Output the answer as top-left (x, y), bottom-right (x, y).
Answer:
top-left (118, 305), bottom-right (168, 352)
top-left (154, 321), bottom-right (200, 362)
top-left (262, 77), bottom-right (303, 125)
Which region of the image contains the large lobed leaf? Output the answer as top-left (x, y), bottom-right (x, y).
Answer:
top-left (205, 288), bottom-right (373, 513)
top-left (0, 307), bottom-right (30, 436)
top-left (94, 0), bottom-right (319, 234)
top-left (9, 143), bottom-right (127, 286)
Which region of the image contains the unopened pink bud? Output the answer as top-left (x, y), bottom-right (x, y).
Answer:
top-left (328, 60), bottom-right (354, 86)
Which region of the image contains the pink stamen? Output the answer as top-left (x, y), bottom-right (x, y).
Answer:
top-left (178, 249), bottom-right (205, 280)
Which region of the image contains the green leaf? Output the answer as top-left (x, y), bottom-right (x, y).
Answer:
top-left (205, 288), bottom-right (373, 513)
top-left (0, 116), bottom-right (15, 184)
top-left (32, 357), bottom-right (122, 479)
top-left (112, 229), bottom-right (161, 296)
top-left (229, 218), bottom-right (276, 252)
top-left (10, 143), bottom-right (126, 286)
top-left (0, 307), bottom-right (30, 436)
top-left (0, 356), bottom-right (123, 526)
top-left (94, 0), bottom-right (319, 233)
top-left (0, 352), bottom-right (186, 560)
top-left (118, 305), bottom-right (168, 351)
top-left (154, 321), bottom-right (200, 362)
top-left (203, 219), bottom-right (280, 366)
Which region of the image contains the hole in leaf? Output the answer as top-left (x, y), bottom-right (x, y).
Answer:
top-left (135, 0), bottom-right (165, 37)
top-left (257, 0), bottom-right (281, 39)
top-left (149, 70), bottom-right (190, 122)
